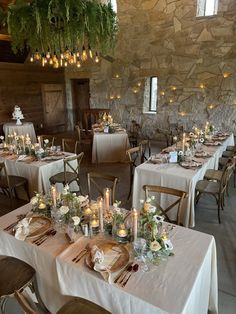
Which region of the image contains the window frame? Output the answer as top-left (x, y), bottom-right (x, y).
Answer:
top-left (149, 76), bottom-right (158, 112)
top-left (197, 0), bottom-right (218, 17)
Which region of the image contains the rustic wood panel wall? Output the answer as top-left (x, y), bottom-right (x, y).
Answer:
top-left (0, 63), bottom-right (65, 134)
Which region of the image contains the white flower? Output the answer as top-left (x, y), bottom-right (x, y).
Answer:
top-left (178, 150), bottom-right (184, 156)
top-left (72, 216), bottom-right (80, 226)
top-left (63, 184), bottom-right (70, 194)
top-left (38, 148), bottom-right (44, 154)
top-left (146, 197), bottom-right (151, 203)
top-left (44, 139), bottom-right (49, 144)
top-left (77, 195), bottom-right (88, 203)
top-left (149, 205), bottom-right (156, 213)
top-left (59, 206), bottom-right (69, 215)
top-left (150, 240), bottom-right (161, 252)
top-left (0, 136), bottom-right (4, 140)
top-left (173, 136), bottom-right (178, 142)
top-left (25, 139), bottom-right (31, 145)
top-left (199, 138), bottom-right (204, 143)
top-left (30, 196), bottom-right (38, 206)
top-left (139, 199), bottom-right (144, 204)
top-left (151, 196), bottom-right (155, 201)
top-left (113, 203), bottom-right (118, 208)
top-left (163, 239), bottom-right (173, 250)
top-left (153, 215), bottom-right (164, 223)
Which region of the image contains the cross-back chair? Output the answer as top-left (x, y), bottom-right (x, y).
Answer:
top-left (39, 135), bottom-right (55, 147)
top-left (219, 156), bottom-right (236, 187)
top-left (126, 146), bottom-right (142, 200)
top-left (222, 150), bottom-right (235, 158)
top-left (0, 162), bottom-right (30, 201)
top-left (0, 256), bottom-right (49, 314)
top-left (62, 138), bottom-right (80, 154)
top-left (195, 160), bottom-right (235, 223)
top-left (139, 139), bottom-right (151, 163)
top-left (49, 152), bottom-right (84, 193)
top-left (87, 172), bottom-right (119, 204)
top-left (143, 185), bottom-right (187, 225)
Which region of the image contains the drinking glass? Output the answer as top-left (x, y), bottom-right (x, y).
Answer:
top-left (133, 238), bottom-right (146, 262)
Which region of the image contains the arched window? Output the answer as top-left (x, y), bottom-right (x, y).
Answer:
top-left (111, 0), bottom-right (117, 13)
top-left (197, 0), bottom-right (218, 16)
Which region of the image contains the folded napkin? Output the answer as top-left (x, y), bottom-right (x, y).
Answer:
top-left (91, 245), bottom-right (120, 284)
top-left (15, 218), bottom-right (32, 241)
top-left (17, 155), bottom-right (27, 161)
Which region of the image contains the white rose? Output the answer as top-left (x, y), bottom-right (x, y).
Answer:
top-left (72, 216), bottom-right (80, 226)
top-left (38, 148), bottom-right (44, 154)
top-left (30, 196), bottom-right (38, 206)
top-left (44, 139), bottom-right (49, 144)
top-left (151, 196), bottom-right (155, 201)
top-left (146, 197), bottom-right (151, 203)
top-left (149, 205), bottom-right (156, 213)
top-left (199, 138), bottom-right (204, 143)
top-left (59, 206), bottom-right (69, 215)
top-left (150, 240), bottom-right (161, 252)
top-left (0, 136), bottom-right (4, 140)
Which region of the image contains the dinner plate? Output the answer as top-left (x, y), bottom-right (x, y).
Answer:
top-left (180, 161), bottom-right (202, 169)
top-left (85, 241), bottom-right (129, 273)
top-left (26, 216), bottom-right (51, 239)
top-left (194, 152), bottom-right (212, 158)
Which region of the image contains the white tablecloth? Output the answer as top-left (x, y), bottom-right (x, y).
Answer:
top-left (0, 204), bottom-right (218, 314)
top-left (92, 132), bottom-right (129, 163)
top-left (0, 153), bottom-right (77, 197)
top-left (132, 134), bottom-right (234, 227)
top-left (3, 122), bottom-right (37, 143)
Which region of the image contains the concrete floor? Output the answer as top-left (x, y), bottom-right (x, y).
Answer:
top-left (1, 138), bottom-right (235, 313)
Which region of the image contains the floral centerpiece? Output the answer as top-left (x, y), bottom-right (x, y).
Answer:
top-left (139, 197), bottom-right (174, 265)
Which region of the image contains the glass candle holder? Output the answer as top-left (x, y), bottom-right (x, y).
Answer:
top-left (116, 223), bottom-right (129, 243)
top-left (90, 214), bottom-right (99, 236)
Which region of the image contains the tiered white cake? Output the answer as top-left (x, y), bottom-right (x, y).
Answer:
top-left (12, 105), bottom-right (24, 125)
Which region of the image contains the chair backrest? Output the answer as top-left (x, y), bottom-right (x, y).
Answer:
top-left (57, 297), bottom-right (111, 314)
top-left (0, 162), bottom-right (11, 192)
top-left (40, 135), bottom-right (55, 147)
top-left (63, 153), bottom-right (84, 183)
top-left (143, 185), bottom-right (187, 225)
top-left (87, 172), bottom-right (119, 204)
top-left (126, 146), bottom-right (142, 168)
top-left (139, 139), bottom-right (151, 163)
top-left (222, 150), bottom-right (235, 158)
top-left (75, 125), bottom-right (81, 142)
top-left (62, 138), bottom-right (80, 154)
top-left (14, 290), bottom-right (37, 314)
top-left (220, 159), bottom-right (235, 192)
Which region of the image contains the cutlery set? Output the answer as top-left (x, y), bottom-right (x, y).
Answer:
top-left (4, 214), bottom-right (26, 232)
top-left (72, 246), bottom-right (89, 263)
top-left (114, 262), bottom-right (139, 287)
top-left (33, 229), bottom-right (56, 246)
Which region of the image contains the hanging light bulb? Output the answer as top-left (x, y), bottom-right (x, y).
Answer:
top-left (34, 50), bottom-right (41, 60)
top-left (49, 58), bottom-right (53, 65)
top-left (60, 59), bottom-right (63, 67)
top-left (82, 46), bottom-right (88, 61)
top-left (77, 60), bottom-right (81, 68)
top-left (95, 52), bottom-right (99, 63)
top-left (30, 55), bottom-right (34, 62)
top-left (64, 61), bottom-right (68, 67)
top-left (46, 49), bottom-right (51, 59)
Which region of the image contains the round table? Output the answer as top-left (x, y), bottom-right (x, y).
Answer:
top-left (3, 122), bottom-right (37, 143)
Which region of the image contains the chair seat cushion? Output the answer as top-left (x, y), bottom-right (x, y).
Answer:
top-left (204, 169), bottom-right (223, 181)
top-left (50, 172), bottom-right (77, 184)
top-left (0, 256), bottom-right (35, 296)
top-left (196, 180), bottom-right (220, 194)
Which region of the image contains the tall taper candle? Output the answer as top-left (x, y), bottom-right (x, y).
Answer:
top-left (51, 185), bottom-right (57, 208)
top-left (133, 208), bottom-right (138, 242)
top-left (98, 196), bottom-right (104, 233)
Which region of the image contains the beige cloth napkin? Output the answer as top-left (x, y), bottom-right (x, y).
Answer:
top-left (15, 218), bottom-right (32, 241)
top-left (91, 245), bottom-right (120, 284)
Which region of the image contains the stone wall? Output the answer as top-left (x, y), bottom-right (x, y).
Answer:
top-left (66, 0), bottom-right (236, 138)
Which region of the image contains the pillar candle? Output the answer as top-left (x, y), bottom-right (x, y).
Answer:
top-left (38, 136), bottom-right (41, 148)
top-left (97, 196), bottom-right (104, 233)
top-left (51, 185), bottom-right (57, 207)
top-left (182, 133), bottom-right (186, 153)
top-left (133, 208), bottom-right (138, 242)
top-left (104, 188), bottom-right (110, 212)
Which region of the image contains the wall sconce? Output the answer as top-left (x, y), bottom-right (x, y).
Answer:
top-left (199, 83), bottom-right (204, 89)
top-left (179, 111), bottom-right (187, 117)
top-left (223, 72), bottom-right (230, 78)
top-left (171, 86), bottom-right (177, 91)
top-left (115, 73), bottom-right (120, 78)
top-left (137, 81), bottom-right (142, 87)
top-left (208, 104), bottom-right (215, 109)
top-left (133, 88), bottom-right (139, 94)
top-left (169, 99), bottom-right (173, 103)
top-left (160, 91), bottom-right (165, 96)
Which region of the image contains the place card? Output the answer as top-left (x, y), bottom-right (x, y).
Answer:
top-left (169, 151), bottom-right (178, 163)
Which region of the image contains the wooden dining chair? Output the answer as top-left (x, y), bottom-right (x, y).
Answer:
top-left (139, 139), bottom-right (151, 163)
top-left (62, 138), bottom-right (80, 154)
top-left (143, 185), bottom-right (187, 225)
top-left (87, 172), bottom-right (119, 204)
top-left (49, 152), bottom-right (84, 193)
top-left (39, 135), bottom-right (55, 147)
top-left (0, 162), bottom-right (30, 201)
top-left (0, 256), bottom-right (49, 314)
top-left (226, 145), bottom-right (236, 152)
top-left (57, 297), bottom-right (111, 314)
top-left (126, 146), bottom-right (142, 200)
top-left (219, 157), bottom-right (236, 187)
top-left (222, 150), bottom-right (235, 158)
top-left (195, 160), bottom-right (235, 223)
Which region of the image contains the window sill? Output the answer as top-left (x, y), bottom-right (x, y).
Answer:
top-left (143, 111), bottom-right (157, 115)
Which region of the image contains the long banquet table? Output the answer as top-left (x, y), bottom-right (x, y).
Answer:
top-left (0, 203), bottom-right (218, 314)
top-left (133, 134), bottom-right (234, 228)
top-left (0, 152), bottom-right (77, 197)
top-left (92, 132), bottom-right (129, 163)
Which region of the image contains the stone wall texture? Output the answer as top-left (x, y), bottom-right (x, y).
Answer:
top-left (66, 0), bottom-right (236, 138)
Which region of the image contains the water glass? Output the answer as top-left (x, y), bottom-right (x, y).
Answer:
top-left (133, 238), bottom-right (146, 262)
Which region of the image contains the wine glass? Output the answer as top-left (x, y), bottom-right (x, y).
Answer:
top-left (133, 238), bottom-right (146, 262)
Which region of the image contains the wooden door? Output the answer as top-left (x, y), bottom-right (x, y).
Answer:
top-left (41, 84), bottom-right (65, 130)
top-left (72, 79), bottom-right (90, 127)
